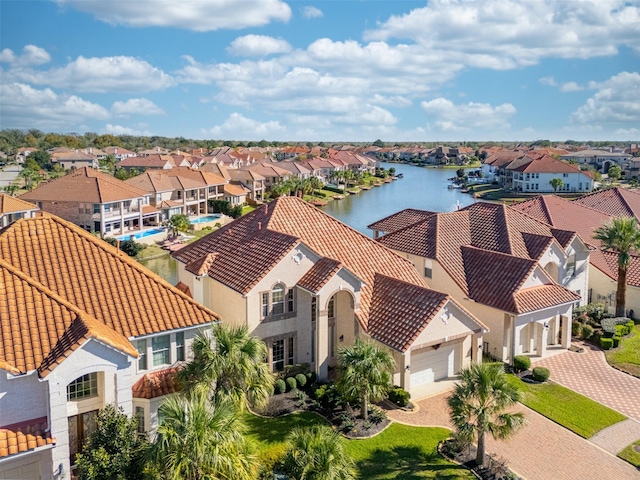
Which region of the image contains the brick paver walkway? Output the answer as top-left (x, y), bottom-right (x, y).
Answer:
top-left (590, 419), bottom-right (640, 454)
top-left (533, 341), bottom-right (640, 421)
top-left (386, 392), bottom-right (640, 480)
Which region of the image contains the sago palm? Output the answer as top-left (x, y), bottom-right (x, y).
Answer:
top-left (448, 362), bottom-right (525, 466)
top-left (148, 392), bottom-right (256, 480)
top-left (593, 217), bottom-right (640, 317)
top-left (337, 338), bottom-right (395, 421)
top-left (178, 324), bottom-right (273, 411)
top-left (282, 425), bottom-right (356, 480)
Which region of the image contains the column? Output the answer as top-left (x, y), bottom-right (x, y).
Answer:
top-left (561, 315), bottom-right (571, 349)
top-left (471, 333), bottom-right (483, 363)
top-left (399, 353), bottom-right (411, 391)
top-left (536, 323), bottom-right (548, 357)
top-left (316, 309), bottom-right (329, 381)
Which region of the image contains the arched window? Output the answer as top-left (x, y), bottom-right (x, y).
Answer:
top-left (272, 283), bottom-right (285, 315)
top-left (67, 373), bottom-right (98, 401)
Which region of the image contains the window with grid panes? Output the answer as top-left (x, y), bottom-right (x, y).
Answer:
top-left (287, 289), bottom-right (294, 312)
top-left (272, 284), bottom-right (285, 315)
top-left (137, 339), bottom-right (148, 370)
top-left (262, 292), bottom-right (269, 317)
top-left (67, 373), bottom-right (98, 401)
top-left (152, 335), bottom-right (170, 366)
top-left (272, 339), bottom-right (285, 371)
top-left (175, 332), bottom-right (185, 361)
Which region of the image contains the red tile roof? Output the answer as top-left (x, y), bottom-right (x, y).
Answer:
top-left (0, 418), bottom-right (55, 458)
top-left (0, 215), bottom-right (220, 377)
top-left (174, 197), bottom-right (483, 350)
top-left (19, 167), bottom-right (148, 203)
top-left (367, 208), bottom-right (437, 234)
top-left (297, 257), bottom-right (343, 293)
top-left (132, 366), bottom-right (180, 399)
top-left (574, 187), bottom-right (640, 220)
top-left (510, 155), bottom-right (586, 174)
top-left (0, 193), bottom-right (38, 215)
top-left (117, 154), bottom-right (174, 168)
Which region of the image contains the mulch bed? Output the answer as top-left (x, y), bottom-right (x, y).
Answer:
top-left (256, 390), bottom-right (390, 438)
top-left (440, 439), bottom-right (521, 480)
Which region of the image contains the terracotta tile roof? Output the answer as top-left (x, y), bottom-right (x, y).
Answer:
top-left (0, 193), bottom-right (38, 215)
top-left (521, 232), bottom-right (554, 260)
top-left (175, 281), bottom-right (192, 297)
top-left (200, 162), bottom-right (231, 180)
top-left (228, 168), bottom-right (265, 182)
top-left (55, 151), bottom-right (96, 161)
top-left (367, 208), bottom-right (437, 234)
top-left (19, 167), bottom-right (149, 203)
top-left (0, 215), bottom-right (220, 365)
top-left (509, 155), bottom-right (585, 174)
top-left (117, 154), bottom-right (175, 168)
top-left (125, 170), bottom-right (176, 193)
top-left (104, 146), bottom-right (135, 155)
top-left (132, 366), bottom-right (180, 399)
top-left (185, 253), bottom-right (218, 276)
top-left (243, 162), bottom-right (291, 178)
top-left (0, 257), bottom-right (138, 377)
top-left (0, 418), bottom-right (55, 458)
top-left (278, 162), bottom-right (312, 175)
top-left (297, 257), bottom-right (343, 293)
top-left (155, 167), bottom-right (227, 189)
top-left (574, 187), bottom-right (640, 220)
top-left (369, 274), bottom-right (453, 352)
top-left (174, 197), bottom-right (480, 346)
top-left (224, 183), bottom-right (250, 196)
top-left (514, 285), bottom-right (581, 313)
top-left (602, 251), bottom-right (640, 287)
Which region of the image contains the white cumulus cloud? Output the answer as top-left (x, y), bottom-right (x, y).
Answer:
top-left (105, 124), bottom-right (152, 136)
top-left (302, 6), bottom-right (323, 19)
top-left (111, 98), bottom-right (165, 116)
top-left (227, 35), bottom-right (292, 57)
top-left (570, 71), bottom-right (640, 124)
top-left (0, 82), bottom-right (109, 130)
top-left (205, 113), bottom-right (286, 139)
top-left (0, 45), bottom-right (51, 66)
top-left (55, 0), bottom-right (291, 31)
top-left (421, 98), bottom-right (516, 132)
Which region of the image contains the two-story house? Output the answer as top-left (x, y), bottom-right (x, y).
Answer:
top-left (19, 168), bottom-right (160, 236)
top-left (0, 214), bottom-right (220, 480)
top-left (372, 202), bottom-right (588, 363)
top-left (509, 155), bottom-right (594, 193)
top-left (0, 193), bottom-right (38, 227)
top-left (173, 196), bottom-right (488, 398)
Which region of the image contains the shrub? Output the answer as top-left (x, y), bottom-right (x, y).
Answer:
top-left (591, 331), bottom-right (602, 345)
top-left (388, 386), bottom-right (411, 407)
top-left (285, 377), bottom-right (297, 392)
top-left (615, 325), bottom-right (627, 337)
top-left (306, 371), bottom-right (317, 384)
top-left (295, 373), bottom-right (307, 388)
top-left (573, 303), bottom-right (606, 322)
top-left (626, 320), bottom-right (635, 332)
top-left (612, 336), bottom-right (622, 348)
top-left (257, 445), bottom-right (286, 480)
top-left (513, 355), bottom-right (531, 373)
top-left (274, 379), bottom-right (286, 395)
top-left (602, 317), bottom-right (630, 336)
top-left (600, 337), bottom-right (614, 350)
top-left (368, 406), bottom-right (387, 425)
top-left (581, 324), bottom-right (594, 340)
top-left (572, 322), bottom-right (582, 337)
top-left (532, 367), bottom-right (551, 382)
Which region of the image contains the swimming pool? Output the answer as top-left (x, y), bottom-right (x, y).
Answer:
top-left (190, 214), bottom-right (221, 224)
top-left (114, 227), bottom-right (166, 241)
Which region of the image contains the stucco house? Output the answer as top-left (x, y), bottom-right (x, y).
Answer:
top-left (509, 155), bottom-right (594, 193)
top-left (372, 202), bottom-right (586, 362)
top-left (0, 214), bottom-right (219, 480)
top-left (513, 194), bottom-right (640, 318)
top-left (173, 196), bottom-right (488, 396)
top-left (0, 193), bottom-right (38, 227)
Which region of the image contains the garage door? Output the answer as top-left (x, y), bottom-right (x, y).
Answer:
top-left (0, 461), bottom-right (40, 480)
top-left (410, 343), bottom-right (459, 387)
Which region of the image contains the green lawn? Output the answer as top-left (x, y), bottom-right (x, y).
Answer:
top-left (244, 413), bottom-right (473, 479)
top-left (606, 325), bottom-right (640, 378)
top-left (507, 375), bottom-right (626, 438)
top-left (618, 439), bottom-right (640, 468)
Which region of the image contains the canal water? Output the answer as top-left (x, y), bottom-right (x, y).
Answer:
top-left (140, 162), bottom-right (476, 284)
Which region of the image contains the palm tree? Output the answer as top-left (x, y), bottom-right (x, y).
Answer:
top-left (549, 177), bottom-right (563, 192)
top-left (309, 176), bottom-right (323, 198)
top-left (337, 338), bottom-right (394, 421)
top-left (3, 183), bottom-right (19, 196)
top-left (282, 425), bottom-right (356, 480)
top-left (593, 217), bottom-right (640, 317)
top-left (148, 392), bottom-right (256, 480)
top-left (448, 362), bottom-right (525, 466)
top-left (178, 324), bottom-right (273, 411)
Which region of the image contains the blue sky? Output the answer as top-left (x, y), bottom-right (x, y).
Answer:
top-left (1, 0), bottom-right (638, 142)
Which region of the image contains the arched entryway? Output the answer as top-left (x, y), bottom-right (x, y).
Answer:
top-left (326, 290), bottom-right (356, 368)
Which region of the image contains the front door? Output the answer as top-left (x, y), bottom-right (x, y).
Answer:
top-left (68, 410), bottom-right (98, 465)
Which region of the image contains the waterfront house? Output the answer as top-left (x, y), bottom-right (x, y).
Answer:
top-left (0, 193), bottom-right (38, 227)
top-left (560, 149), bottom-right (632, 174)
top-left (0, 214), bottom-right (219, 479)
top-left (224, 168), bottom-right (265, 203)
top-left (514, 194), bottom-right (640, 317)
top-left (509, 155), bottom-right (594, 193)
top-left (372, 202), bottom-right (587, 362)
top-left (243, 162), bottom-right (292, 189)
top-left (172, 196), bottom-right (488, 396)
top-left (19, 167), bottom-right (159, 236)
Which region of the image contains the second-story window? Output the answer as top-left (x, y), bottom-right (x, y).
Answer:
top-left (287, 289), bottom-right (295, 312)
top-left (175, 332), bottom-right (185, 362)
top-left (137, 339), bottom-right (147, 370)
top-left (262, 292), bottom-right (269, 317)
top-left (152, 335), bottom-right (170, 366)
top-left (272, 284), bottom-right (285, 315)
top-left (328, 297), bottom-right (335, 319)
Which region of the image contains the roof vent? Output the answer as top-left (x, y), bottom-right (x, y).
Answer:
top-left (264, 204), bottom-right (268, 214)
top-left (258, 222), bottom-right (262, 230)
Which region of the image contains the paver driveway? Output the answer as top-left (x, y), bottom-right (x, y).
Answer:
top-left (533, 341), bottom-right (640, 421)
top-left (386, 392), bottom-right (640, 480)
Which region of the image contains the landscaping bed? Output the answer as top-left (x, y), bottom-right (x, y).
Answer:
top-left (440, 438), bottom-right (520, 480)
top-left (506, 374), bottom-right (626, 438)
top-left (605, 325), bottom-right (640, 378)
top-left (618, 439), bottom-right (640, 468)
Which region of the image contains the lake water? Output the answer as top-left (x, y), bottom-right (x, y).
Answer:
top-left (140, 162), bottom-right (476, 284)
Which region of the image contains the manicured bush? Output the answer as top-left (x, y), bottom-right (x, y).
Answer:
top-left (306, 371), bottom-right (316, 384)
top-left (626, 320), bottom-right (635, 330)
top-left (532, 367), bottom-right (551, 382)
top-left (600, 337), bottom-right (614, 350)
top-left (601, 317), bottom-right (630, 336)
top-left (285, 377), bottom-right (297, 392)
top-left (615, 325), bottom-right (627, 337)
top-left (572, 322), bottom-right (582, 337)
top-left (581, 324), bottom-right (594, 340)
top-left (513, 355), bottom-right (531, 373)
top-left (612, 336), bottom-right (622, 348)
top-left (387, 386), bottom-right (411, 407)
top-left (274, 379), bottom-right (286, 395)
top-left (295, 373), bottom-right (307, 388)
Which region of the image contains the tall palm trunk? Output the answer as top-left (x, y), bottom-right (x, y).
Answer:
top-left (616, 265), bottom-right (627, 317)
top-left (362, 393), bottom-right (368, 422)
top-left (476, 429), bottom-right (486, 465)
